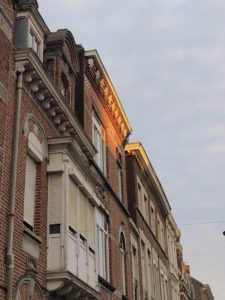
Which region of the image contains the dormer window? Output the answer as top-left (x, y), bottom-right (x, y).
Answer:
top-left (15, 13), bottom-right (44, 61)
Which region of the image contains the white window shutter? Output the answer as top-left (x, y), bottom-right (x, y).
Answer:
top-left (88, 201), bottom-right (95, 249)
top-left (48, 174), bottom-right (63, 224)
top-left (69, 178), bottom-right (77, 231)
top-left (78, 190), bottom-right (87, 237)
top-left (24, 155), bottom-right (37, 229)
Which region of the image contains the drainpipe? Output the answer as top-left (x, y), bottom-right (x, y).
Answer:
top-left (6, 65), bottom-right (24, 300)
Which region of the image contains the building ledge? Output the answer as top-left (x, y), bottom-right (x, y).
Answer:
top-left (22, 224), bottom-right (42, 259)
top-left (47, 270), bottom-right (100, 300)
top-left (98, 276), bottom-right (115, 293)
top-left (15, 48), bottom-right (96, 160)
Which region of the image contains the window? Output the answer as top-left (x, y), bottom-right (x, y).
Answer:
top-left (92, 112), bottom-right (106, 174)
top-left (23, 128), bottom-right (45, 232)
top-left (120, 232), bottom-right (126, 295)
top-left (116, 148), bottom-right (123, 200)
top-left (137, 182), bottom-right (141, 208)
top-left (23, 155), bottom-right (37, 231)
top-left (28, 31), bottom-right (40, 55)
top-left (96, 209), bottom-right (109, 280)
top-left (79, 190), bottom-right (87, 244)
top-left (69, 178), bottom-right (78, 235)
top-left (88, 201), bottom-right (95, 250)
top-left (69, 179), bottom-right (96, 250)
top-left (150, 202), bottom-right (155, 234)
top-left (117, 163), bottom-right (123, 199)
top-left (160, 269), bottom-right (168, 300)
top-left (147, 249), bottom-right (153, 298)
top-left (131, 245), bottom-right (139, 300)
top-left (144, 194), bottom-right (148, 222)
top-left (61, 73), bottom-right (70, 103)
top-left (157, 215), bottom-right (165, 249)
top-left (141, 240), bottom-right (147, 293)
top-left (136, 176), bottom-right (149, 222)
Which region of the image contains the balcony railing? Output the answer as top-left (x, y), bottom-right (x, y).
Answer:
top-left (47, 227), bottom-right (99, 300)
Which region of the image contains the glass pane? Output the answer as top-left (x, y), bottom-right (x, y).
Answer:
top-left (28, 31), bottom-right (33, 48)
top-left (33, 38), bottom-right (38, 54)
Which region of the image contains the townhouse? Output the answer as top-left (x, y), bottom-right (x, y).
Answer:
top-left (0, 1), bottom-right (215, 300)
top-left (125, 143), bottom-right (180, 300)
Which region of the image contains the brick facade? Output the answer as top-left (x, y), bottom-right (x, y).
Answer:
top-left (0, 1), bottom-right (214, 300)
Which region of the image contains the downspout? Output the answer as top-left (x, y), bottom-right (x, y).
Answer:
top-left (6, 65), bottom-right (24, 300)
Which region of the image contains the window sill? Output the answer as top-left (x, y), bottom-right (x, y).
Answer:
top-left (23, 224), bottom-right (42, 244)
top-left (98, 275), bottom-right (116, 293)
top-left (22, 225), bottom-right (42, 259)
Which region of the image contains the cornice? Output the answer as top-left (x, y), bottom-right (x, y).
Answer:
top-left (85, 50), bottom-right (132, 142)
top-left (125, 142), bottom-right (171, 216)
top-left (15, 2), bottom-right (50, 36)
top-left (15, 48), bottom-right (96, 160)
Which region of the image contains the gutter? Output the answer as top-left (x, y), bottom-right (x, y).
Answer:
top-left (6, 66), bottom-right (24, 300)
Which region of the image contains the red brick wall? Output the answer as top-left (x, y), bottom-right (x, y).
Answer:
top-left (0, 70), bottom-right (56, 299)
top-left (44, 41), bottom-right (76, 111)
top-left (125, 153), bottom-right (169, 270)
top-left (0, 3), bottom-right (15, 297)
top-left (11, 89), bottom-right (55, 289)
top-left (108, 193), bottom-right (132, 300)
top-left (84, 82), bottom-right (128, 206)
top-left (84, 78), bottom-right (133, 299)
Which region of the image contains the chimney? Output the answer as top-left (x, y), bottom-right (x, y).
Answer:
top-left (184, 263), bottom-right (190, 275)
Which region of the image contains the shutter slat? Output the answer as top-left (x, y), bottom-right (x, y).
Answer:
top-left (49, 174), bottom-right (62, 224)
top-left (69, 178), bottom-right (77, 230)
top-left (24, 155), bottom-right (37, 228)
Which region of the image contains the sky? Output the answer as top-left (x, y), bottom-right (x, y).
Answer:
top-left (38, 0), bottom-right (225, 298)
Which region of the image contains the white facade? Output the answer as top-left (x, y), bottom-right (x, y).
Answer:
top-left (47, 137), bottom-right (108, 298)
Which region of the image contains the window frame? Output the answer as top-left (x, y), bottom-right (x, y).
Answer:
top-left (23, 154), bottom-right (37, 231)
top-left (92, 111), bottom-right (106, 174)
top-left (28, 30), bottom-right (40, 54)
top-left (23, 132), bottom-right (44, 232)
top-left (120, 232), bottom-right (127, 296)
top-left (96, 209), bottom-right (109, 280)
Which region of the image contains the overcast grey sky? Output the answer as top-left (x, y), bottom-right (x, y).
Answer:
top-left (39, 0), bottom-right (225, 298)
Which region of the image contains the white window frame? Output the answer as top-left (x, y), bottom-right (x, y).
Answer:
top-left (23, 154), bottom-right (37, 231)
top-left (120, 232), bottom-right (126, 295)
top-left (96, 209), bottom-right (109, 280)
top-left (92, 112), bottom-right (106, 174)
top-left (131, 244), bottom-right (139, 300)
top-left (117, 161), bottom-right (123, 200)
top-left (28, 30), bottom-right (40, 55)
top-left (150, 201), bottom-right (155, 234)
top-left (23, 132), bottom-right (44, 231)
top-left (27, 18), bottom-right (44, 61)
top-left (136, 176), bottom-right (149, 222)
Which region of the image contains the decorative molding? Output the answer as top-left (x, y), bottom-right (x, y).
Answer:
top-left (15, 48), bottom-right (96, 160)
top-left (23, 113), bottom-right (48, 159)
top-left (85, 50), bottom-right (132, 142)
top-left (47, 271), bottom-right (100, 300)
